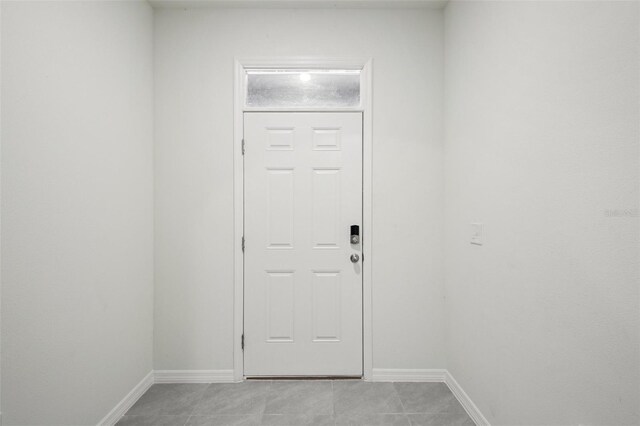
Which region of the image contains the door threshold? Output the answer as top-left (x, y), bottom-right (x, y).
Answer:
top-left (245, 376), bottom-right (362, 380)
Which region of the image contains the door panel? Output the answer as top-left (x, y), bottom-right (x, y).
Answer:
top-left (244, 112), bottom-right (363, 376)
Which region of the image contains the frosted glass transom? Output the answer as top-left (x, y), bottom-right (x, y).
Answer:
top-left (246, 69), bottom-right (361, 109)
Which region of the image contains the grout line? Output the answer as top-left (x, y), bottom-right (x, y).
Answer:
top-left (331, 380), bottom-right (335, 418)
top-left (182, 415), bottom-right (191, 426)
top-left (330, 381), bottom-right (337, 426)
top-left (259, 380), bottom-right (269, 422)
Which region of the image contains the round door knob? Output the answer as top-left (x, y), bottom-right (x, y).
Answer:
top-left (350, 253), bottom-right (360, 263)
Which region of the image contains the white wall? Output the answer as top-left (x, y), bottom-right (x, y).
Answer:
top-left (1, 1), bottom-right (154, 424)
top-left (0, 1), bottom-right (3, 420)
top-left (154, 8), bottom-right (445, 372)
top-left (444, 1), bottom-right (639, 424)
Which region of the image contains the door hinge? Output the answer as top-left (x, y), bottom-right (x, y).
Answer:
top-left (241, 334), bottom-right (245, 350)
top-left (242, 236), bottom-right (245, 252)
top-left (241, 139), bottom-right (245, 155)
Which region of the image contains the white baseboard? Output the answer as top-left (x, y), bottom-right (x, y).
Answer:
top-left (97, 371), bottom-right (154, 426)
top-left (98, 369), bottom-right (488, 426)
top-left (445, 371), bottom-right (490, 426)
top-left (370, 368), bottom-right (489, 426)
top-left (154, 369), bottom-right (236, 383)
top-left (371, 368), bottom-right (448, 382)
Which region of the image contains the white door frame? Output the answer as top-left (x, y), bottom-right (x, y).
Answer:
top-left (233, 57), bottom-right (373, 381)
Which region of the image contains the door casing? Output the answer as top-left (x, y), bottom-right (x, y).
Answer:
top-left (233, 57), bottom-right (373, 381)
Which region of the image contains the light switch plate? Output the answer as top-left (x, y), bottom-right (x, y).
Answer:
top-left (471, 223), bottom-right (483, 245)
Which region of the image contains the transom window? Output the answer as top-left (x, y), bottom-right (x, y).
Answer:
top-left (245, 69), bottom-right (362, 109)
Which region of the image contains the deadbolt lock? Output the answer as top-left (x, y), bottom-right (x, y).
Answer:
top-left (350, 225), bottom-right (360, 245)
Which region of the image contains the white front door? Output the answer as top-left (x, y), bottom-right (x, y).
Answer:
top-left (244, 112), bottom-right (363, 376)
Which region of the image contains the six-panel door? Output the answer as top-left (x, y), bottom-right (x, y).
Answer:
top-left (244, 112), bottom-right (363, 376)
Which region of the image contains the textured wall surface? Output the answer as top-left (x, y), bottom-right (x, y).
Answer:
top-left (154, 7), bottom-right (445, 372)
top-left (444, 1), bottom-right (640, 424)
top-left (1, 1), bottom-right (154, 424)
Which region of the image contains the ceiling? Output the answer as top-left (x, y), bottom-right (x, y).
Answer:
top-left (148, 0), bottom-right (449, 9)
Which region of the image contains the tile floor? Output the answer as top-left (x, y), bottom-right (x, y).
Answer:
top-left (116, 380), bottom-right (475, 426)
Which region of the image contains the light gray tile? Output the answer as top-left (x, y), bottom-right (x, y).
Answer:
top-left (393, 383), bottom-right (459, 414)
top-left (335, 413), bottom-right (410, 426)
top-left (262, 414), bottom-right (335, 426)
top-left (265, 381), bottom-right (333, 415)
top-left (194, 381), bottom-right (269, 415)
top-left (116, 414), bottom-right (190, 426)
top-left (333, 381), bottom-right (404, 415)
top-left (126, 384), bottom-right (209, 416)
top-left (186, 415), bottom-right (261, 425)
top-left (407, 412), bottom-right (475, 426)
